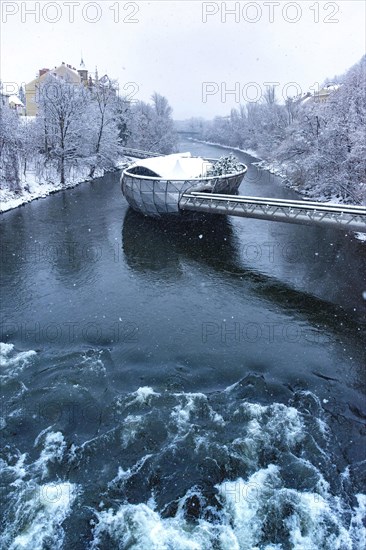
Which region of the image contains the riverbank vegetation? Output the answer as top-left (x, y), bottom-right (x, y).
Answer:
top-left (0, 76), bottom-right (177, 206)
top-left (187, 56), bottom-right (366, 204)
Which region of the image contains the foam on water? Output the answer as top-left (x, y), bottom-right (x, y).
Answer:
top-left (1, 343), bottom-right (37, 430)
top-left (1, 427), bottom-right (77, 549)
top-left (33, 430), bottom-right (67, 479)
top-left (171, 392), bottom-right (225, 436)
top-left (217, 466), bottom-right (359, 549)
top-left (79, 351), bottom-right (107, 375)
top-left (86, 388), bottom-right (365, 550)
top-left (232, 402), bottom-right (306, 467)
top-left (4, 481), bottom-right (77, 550)
top-left (0, 342), bottom-right (15, 357)
top-left (171, 393), bottom-right (208, 432)
top-left (90, 465), bottom-right (365, 550)
top-left (90, 501), bottom-right (234, 550)
top-left (349, 494), bottom-right (366, 548)
top-left (128, 386), bottom-right (161, 406)
top-left (1, 477), bottom-right (77, 550)
top-left (1, 354), bottom-right (365, 549)
top-left (109, 454), bottom-right (153, 487)
top-left (121, 414), bottom-right (144, 448)
top-left (0, 342), bottom-right (36, 374)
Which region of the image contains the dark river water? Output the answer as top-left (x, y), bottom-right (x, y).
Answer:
top-left (1, 140), bottom-right (365, 549)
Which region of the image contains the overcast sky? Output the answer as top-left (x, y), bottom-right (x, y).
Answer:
top-left (1, 1), bottom-right (365, 119)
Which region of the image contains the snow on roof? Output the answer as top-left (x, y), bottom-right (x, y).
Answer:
top-left (317, 84), bottom-right (342, 95)
top-left (301, 96), bottom-right (312, 104)
top-left (8, 95), bottom-right (24, 106)
top-left (46, 64), bottom-right (81, 83)
top-left (324, 84), bottom-right (341, 91)
top-left (131, 153), bottom-right (212, 179)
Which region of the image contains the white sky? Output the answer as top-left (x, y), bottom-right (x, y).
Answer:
top-left (1, 1), bottom-right (365, 118)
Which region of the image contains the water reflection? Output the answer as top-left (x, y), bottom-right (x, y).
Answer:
top-left (122, 208), bottom-right (366, 348)
top-left (122, 208), bottom-right (240, 278)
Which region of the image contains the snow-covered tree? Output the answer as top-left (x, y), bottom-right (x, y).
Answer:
top-left (187, 117), bottom-right (205, 136)
top-left (201, 115), bottom-right (233, 146)
top-left (126, 100), bottom-right (155, 151)
top-left (277, 56), bottom-right (365, 201)
top-left (115, 96), bottom-right (131, 146)
top-left (84, 78), bottom-right (122, 178)
top-left (126, 93), bottom-right (177, 153)
top-left (37, 75), bottom-right (88, 184)
top-left (150, 92), bottom-right (177, 153)
top-left (0, 99), bottom-right (22, 192)
top-left (18, 117), bottom-right (38, 182)
top-left (193, 55), bottom-right (365, 203)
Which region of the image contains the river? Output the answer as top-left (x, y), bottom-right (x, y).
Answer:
top-left (0, 140), bottom-right (365, 549)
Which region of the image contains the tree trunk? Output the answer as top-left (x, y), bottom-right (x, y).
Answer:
top-left (60, 155), bottom-right (65, 185)
top-left (89, 114), bottom-right (104, 179)
top-left (60, 119), bottom-right (65, 185)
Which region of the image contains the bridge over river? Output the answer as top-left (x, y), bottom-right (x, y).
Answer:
top-left (122, 147), bottom-right (366, 233)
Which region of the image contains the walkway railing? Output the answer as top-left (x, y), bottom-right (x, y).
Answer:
top-left (180, 192), bottom-right (366, 232)
top-left (122, 148), bottom-right (162, 159)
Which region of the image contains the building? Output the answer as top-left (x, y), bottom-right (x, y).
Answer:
top-left (78, 58), bottom-right (88, 85)
top-left (24, 60), bottom-right (89, 116)
top-left (0, 92), bottom-right (25, 115)
top-left (8, 95), bottom-right (26, 115)
top-left (291, 84), bottom-right (342, 108)
top-left (313, 84), bottom-right (341, 103)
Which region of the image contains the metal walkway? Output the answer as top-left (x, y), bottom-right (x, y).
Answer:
top-left (122, 147), bottom-right (162, 159)
top-left (121, 148), bottom-right (366, 232)
top-left (179, 192), bottom-right (366, 232)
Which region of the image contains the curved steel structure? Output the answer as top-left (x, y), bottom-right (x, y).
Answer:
top-left (121, 161), bottom-right (247, 218)
top-left (120, 151), bottom-right (365, 232)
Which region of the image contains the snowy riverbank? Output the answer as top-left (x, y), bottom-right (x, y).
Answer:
top-left (192, 139), bottom-right (365, 204)
top-left (0, 157), bottom-right (131, 213)
top-left (191, 140), bottom-right (317, 196)
top-left (191, 139), bottom-right (366, 242)
top-left (251, 158), bottom-right (366, 206)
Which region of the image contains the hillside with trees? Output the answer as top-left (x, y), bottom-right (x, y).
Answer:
top-left (189, 56), bottom-right (366, 204)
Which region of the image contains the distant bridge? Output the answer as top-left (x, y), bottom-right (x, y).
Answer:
top-left (176, 130), bottom-right (201, 135)
top-left (122, 141), bottom-right (198, 158)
